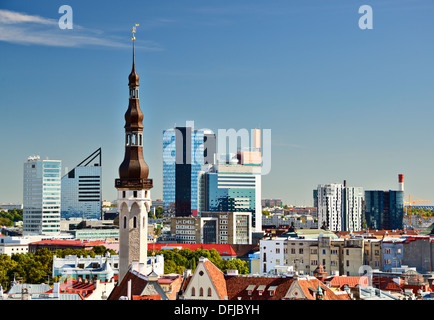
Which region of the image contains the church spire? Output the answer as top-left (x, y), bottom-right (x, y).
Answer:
top-left (116, 23), bottom-right (152, 190)
top-left (116, 24), bottom-right (153, 282)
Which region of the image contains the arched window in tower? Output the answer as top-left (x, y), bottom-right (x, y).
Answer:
top-left (130, 88), bottom-right (138, 99)
top-left (208, 287), bottom-right (212, 297)
top-left (199, 287), bottom-right (203, 297)
top-left (133, 216), bottom-right (137, 228)
top-left (139, 134), bottom-right (142, 146)
top-left (123, 216), bottom-right (127, 229)
top-left (191, 287), bottom-right (195, 296)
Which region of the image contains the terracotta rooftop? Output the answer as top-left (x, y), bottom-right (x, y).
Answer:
top-left (225, 275), bottom-right (293, 300)
top-left (108, 270), bottom-right (148, 300)
top-left (327, 276), bottom-right (369, 290)
top-left (206, 259), bottom-right (228, 300)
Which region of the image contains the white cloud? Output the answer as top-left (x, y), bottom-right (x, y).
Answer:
top-left (0, 9), bottom-right (57, 25)
top-left (0, 9), bottom-right (163, 50)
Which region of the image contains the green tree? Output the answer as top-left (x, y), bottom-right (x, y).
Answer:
top-left (0, 255), bottom-right (18, 290)
top-left (155, 206), bottom-right (163, 218)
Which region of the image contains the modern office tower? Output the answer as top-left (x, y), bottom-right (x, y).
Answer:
top-left (198, 162), bottom-right (262, 232)
top-left (364, 190), bottom-right (404, 230)
top-left (316, 182), bottom-right (363, 232)
top-left (115, 34), bottom-right (153, 282)
top-left (23, 156), bottom-right (61, 235)
top-left (162, 125), bottom-right (215, 216)
top-left (61, 148), bottom-right (102, 220)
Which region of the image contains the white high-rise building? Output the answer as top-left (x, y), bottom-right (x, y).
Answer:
top-left (23, 156), bottom-right (61, 236)
top-left (342, 186), bottom-right (364, 232)
top-left (316, 182), bottom-right (363, 232)
top-left (317, 184), bottom-right (343, 232)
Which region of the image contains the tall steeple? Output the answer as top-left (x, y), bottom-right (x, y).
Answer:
top-left (116, 24), bottom-right (153, 282)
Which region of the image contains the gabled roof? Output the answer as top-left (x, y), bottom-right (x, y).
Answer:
top-left (108, 270), bottom-right (148, 300)
top-left (287, 277), bottom-right (351, 300)
top-left (203, 259), bottom-right (227, 300)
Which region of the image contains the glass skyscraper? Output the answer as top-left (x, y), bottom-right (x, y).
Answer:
top-left (199, 163), bottom-right (262, 231)
top-left (364, 190), bottom-right (404, 230)
top-left (23, 156), bottom-right (61, 235)
top-left (61, 149), bottom-right (102, 220)
top-left (163, 125), bottom-right (212, 216)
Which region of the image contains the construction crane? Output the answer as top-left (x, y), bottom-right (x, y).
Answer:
top-left (404, 194), bottom-right (431, 227)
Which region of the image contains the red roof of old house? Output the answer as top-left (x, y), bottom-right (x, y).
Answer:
top-left (327, 276), bottom-right (369, 290)
top-left (203, 259), bottom-right (227, 300)
top-left (225, 275), bottom-right (293, 300)
top-left (108, 270), bottom-right (148, 300)
top-left (295, 277), bottom-right (351, 300)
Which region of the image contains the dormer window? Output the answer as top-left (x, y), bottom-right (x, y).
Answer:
top-left (246, 285), bottom-right (255, 296)
top-left (268, 286), bottom-right (277, 296)
top-left (257, 285), bottom-right (266, 296)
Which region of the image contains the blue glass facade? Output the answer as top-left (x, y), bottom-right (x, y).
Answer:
top-left (205, 170), bottom-right (257, 223)
top-left (365, 190), bottom-right (404, 230)
top-left (162, 127), bottom-right (205, 216)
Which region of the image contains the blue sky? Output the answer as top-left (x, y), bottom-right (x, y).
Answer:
top-left (1, 0), bottom-right (434, 206)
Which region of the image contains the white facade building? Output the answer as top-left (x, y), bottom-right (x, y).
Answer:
top-left (259, 238), bottom-right (286, 274)
top-left (342, 187), bottom-right (364, 232)
top-left (316, 183), bottom-right (363, 232)
top-left (23, 156), bottom-right (61, 236)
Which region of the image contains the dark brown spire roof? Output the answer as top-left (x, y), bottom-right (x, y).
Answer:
top-left (128, 41), bottom-right (139, 87)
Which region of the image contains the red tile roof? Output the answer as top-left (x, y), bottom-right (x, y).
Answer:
top-left (328, 276), bottom-right (369, 290)
top-left (225, 275), bottom-right (293, 300)
top-left (203, 259), bottom-right (227, 300)
top-left (108, 270), bottom-right (148, 300)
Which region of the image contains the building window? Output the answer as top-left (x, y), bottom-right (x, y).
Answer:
top-left (133, 191), bottom-right (138, 198)
top-left (133, 216), bottom-right (137, 228)
top-left (199, 288), bottom-right (203, 297)
top-left (123, 216), bottom-right (127, 229)
top-left (122, 191), bottom-right (126, 198)
top-left (208, 288), bottom-right (212, 297)
top-left (191, 287), bottom-right (195, 296)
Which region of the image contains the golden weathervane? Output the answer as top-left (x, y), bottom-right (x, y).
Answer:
top-left (132, 23), bottom-right (139, 41)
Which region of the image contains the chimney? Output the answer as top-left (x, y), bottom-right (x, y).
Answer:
top-left (398, 174), bottom-right (404, 192)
